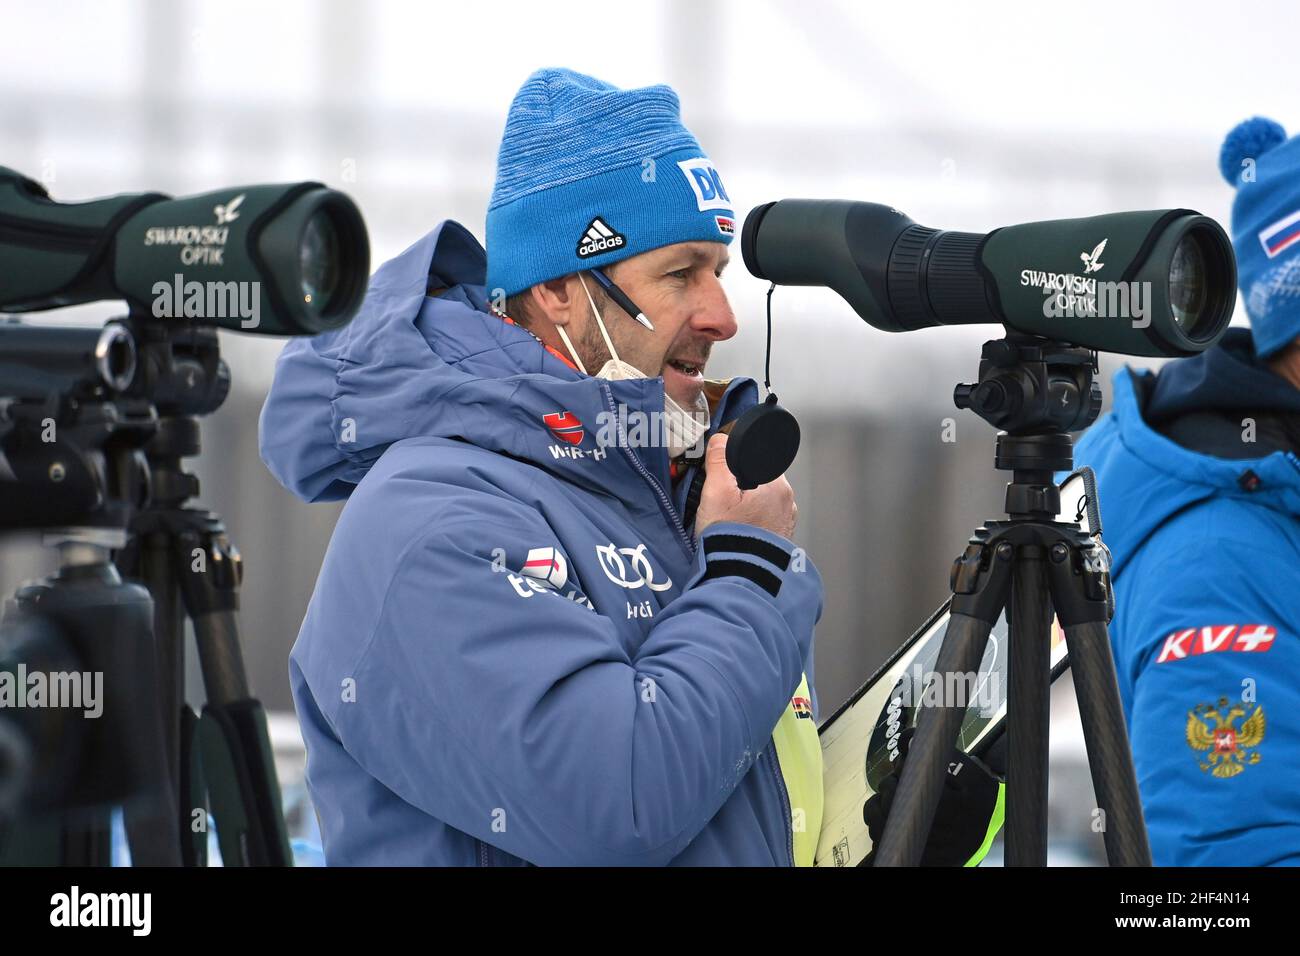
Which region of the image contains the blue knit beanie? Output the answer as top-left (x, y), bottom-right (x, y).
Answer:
top-left (485, 68), bottom-right (735, 299)
top-left (1219, 117), bottom-right (1300, 357)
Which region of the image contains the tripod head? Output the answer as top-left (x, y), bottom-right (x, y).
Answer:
top-left (954, 334), bottom-right (1101, 439)
top-left (954, 334), bottom-right (1104, 517)
top-left (0, 311), bottom-right (233, 531)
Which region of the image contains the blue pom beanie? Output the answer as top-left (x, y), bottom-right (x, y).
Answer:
top-left (1219, 116), bottom-right (1300, 357)
top-left (485, 68), bottom-right (735, 299)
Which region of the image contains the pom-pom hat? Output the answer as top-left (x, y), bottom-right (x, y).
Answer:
top-left (1219, 116), bottom-right (1300, 357)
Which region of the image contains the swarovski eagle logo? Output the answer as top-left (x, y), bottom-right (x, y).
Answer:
top-left (214, 194), bottom-right (245, 225)
top-left (1080, 238), bottom-right (1107, 274)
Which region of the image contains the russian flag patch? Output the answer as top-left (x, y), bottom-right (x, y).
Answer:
top-left (1258, 208), bottom-right (1300, 259)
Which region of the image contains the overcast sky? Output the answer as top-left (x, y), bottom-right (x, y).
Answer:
top-left (3, 0), bottom-right (1294, 409)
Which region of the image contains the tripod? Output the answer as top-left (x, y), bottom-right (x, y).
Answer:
top-left (112, 412), bottom-right (293, 867)
top-left (873, 336), bottom-right (1152, 867)
top-left (0, 319), bottom-right (291, 866)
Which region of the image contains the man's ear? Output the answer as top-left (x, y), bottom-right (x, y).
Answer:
top-left (530, 274), bottom-right (581, 329)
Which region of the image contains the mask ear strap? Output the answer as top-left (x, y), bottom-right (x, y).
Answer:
top-left (577, 272), bottom-right (623, 368)
top-left (554, 323), bottom-right (588, 375)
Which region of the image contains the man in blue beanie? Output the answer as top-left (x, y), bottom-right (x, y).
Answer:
top-left (258, 68), bottom-right (825, 866)
top-left (487, 68), bottom-right (744, 439)
top-left (261, 67), bottom-right (1001, 867)
top-left (1073, 117), bottom-right (1300, 866)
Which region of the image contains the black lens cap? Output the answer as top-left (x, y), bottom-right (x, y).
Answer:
top-left (725, 393), bottom-right (801, 490)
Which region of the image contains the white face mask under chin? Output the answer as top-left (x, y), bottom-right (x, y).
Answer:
top-left (664, 391), bottom-right (711, 459)
top-left (562, 275), bottom-right (712, 459)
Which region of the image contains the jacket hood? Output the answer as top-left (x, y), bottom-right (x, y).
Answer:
top-left (1143, 327), bottom-right (1300, 423)
top-left (258, 220), bottom-right (757, 505)
top-left (1074, 331), bottom-right (1300, 577)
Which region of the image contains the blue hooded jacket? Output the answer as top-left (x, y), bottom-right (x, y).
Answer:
top-left (1073, 329), bottom-right (1300, 866)
top-left (258, 221), bottom-right (825, 866)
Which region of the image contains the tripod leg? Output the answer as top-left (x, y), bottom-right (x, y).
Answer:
top-left (1005, 549), bottom-right (1052, 866)
top-left (1062, 620), bottom-right (1152, 866)
top-left (191, 609), bottom-right (293, 866)
top-left (873, 612), bottom-right (996, 867)
top-left (179, 520), bottom-right (293, 866)
top-left (118, 533), bottom-right (189, 861)
top-left (132, 533), bottom-right (187, 804)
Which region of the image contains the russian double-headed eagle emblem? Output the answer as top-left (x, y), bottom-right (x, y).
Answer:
top-left (1186, 697), bottom-right (1265, 778)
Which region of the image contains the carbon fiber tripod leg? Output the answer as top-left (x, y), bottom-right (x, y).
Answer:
top-left (873, 612), bottom-right (996, 867)
top-left (179, 518), bottom-right (293, 867)
top-left (1062, 619), bottom-right (1152, 866)
top-left (1004, 549), bottom-right (1052, 865)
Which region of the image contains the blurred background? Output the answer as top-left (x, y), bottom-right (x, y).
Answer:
top-left (1, 0), bottom-right (1292, 864)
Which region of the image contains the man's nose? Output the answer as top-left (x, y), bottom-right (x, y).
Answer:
top-left (691, 280), bottom-right (738, 342)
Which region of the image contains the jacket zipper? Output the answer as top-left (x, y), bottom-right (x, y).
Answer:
top-left (682, 461), bottom-right (707, 532)
top-left (600, 383), bottom-right (696, 560)
top-left (764, 745), bottom-right (796, 867)
top-left (601, 380), bottom-right (790, 862)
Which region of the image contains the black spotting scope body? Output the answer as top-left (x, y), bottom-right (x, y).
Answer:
top-left (0, 167), bottom-right (369, 335)
top-left (741, 199), bottom-right (1237, 357)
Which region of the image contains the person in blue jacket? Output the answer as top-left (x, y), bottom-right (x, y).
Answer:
top-left (261, 67), bottom-right (1004, 868)
top-left (259, 68), bottom-right (826, 866)
top-left (1073, 117), bottom-right (1300, 866)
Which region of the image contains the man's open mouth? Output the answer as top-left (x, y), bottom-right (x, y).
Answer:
top-left (666, 358), bottom-right (705, 377)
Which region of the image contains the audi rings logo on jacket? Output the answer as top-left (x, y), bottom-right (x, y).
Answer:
top-left (595, 543), bottom-right (673, 592)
